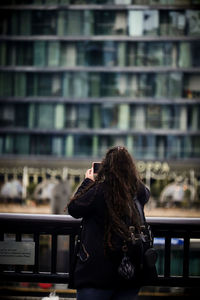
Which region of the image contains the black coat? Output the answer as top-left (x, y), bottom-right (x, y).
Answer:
top-left (68, 178), bottom-right (150, 289)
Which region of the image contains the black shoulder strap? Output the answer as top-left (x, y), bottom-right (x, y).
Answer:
top-left (135, 198), bottom-right (146, 225)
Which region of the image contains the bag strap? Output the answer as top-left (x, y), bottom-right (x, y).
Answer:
top-left (134, 198), bottom-right (146, 225)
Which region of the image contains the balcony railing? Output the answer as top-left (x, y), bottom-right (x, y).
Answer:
top-left (0, 213), bottom-right (200, 288)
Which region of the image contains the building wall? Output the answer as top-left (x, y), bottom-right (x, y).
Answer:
top-left (0, 0), bottom-right (200, 167)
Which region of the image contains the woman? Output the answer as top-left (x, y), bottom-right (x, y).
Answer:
top-left (67, 146), bottom-right (150, 300)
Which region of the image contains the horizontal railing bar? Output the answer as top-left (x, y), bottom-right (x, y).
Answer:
top-left (0, 214), bottom-right (200, 226)
top-left (1, 35), bottom-right (200, 42)
top-left (1, 66), bottom-right (200, 73)
top-left (0, 96), bottom-right (200, 105)
top-left (0, 128), bottom-right (200, 136)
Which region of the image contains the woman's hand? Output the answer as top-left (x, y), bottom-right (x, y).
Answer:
top-left (85, 168), bottom-right (95, 181)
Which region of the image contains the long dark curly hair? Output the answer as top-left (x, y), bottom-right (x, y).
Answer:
top-left (70, 146), bottom-right (142, 250)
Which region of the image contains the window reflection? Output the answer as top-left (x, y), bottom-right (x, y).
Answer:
top-left (1, 9), bottom-right (199, 37)
top-left (37, 104), bottom-right (54, 129)
top-left (1, 41), bottom-right (200, 68)
top-left (74, 135), bottom-right (92, 157)
top-left (30, 135), bottom-right (52, 155)
top-left (129, 10), bottom-right (159, 36)
top-left (1, 71), bottom-right (199, 98)
top-left (184, 74), bottom-right (200, 99)
top-left (32, 11), bottom-right (57, 35)
top-left (1, 103), bottom-right (199, 131)
top-left (0, 133), bottom-right (199, 159)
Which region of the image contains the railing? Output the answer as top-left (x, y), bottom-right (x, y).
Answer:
top-left (0, 213), bottom-right (200, 288)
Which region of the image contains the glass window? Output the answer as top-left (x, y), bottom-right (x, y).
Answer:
top-left (14, 73), bottom-right (26, 97)
top-left (100, 73), bottom-right (118, 97)
top-left (37, 74), bottom-right (52, 96)
top-left (77, 104), bottom-right (91, 129)
top-left (37, 104), bottom-right (54, 129)
top-left (128, 10), bottom-right (159, 36)
top-left (130, 105), bottom-right (144, 129)
top-left (19, 11), bottom-right (31, 35)
top-left (179, 42), bottom-right (200, 68)
top-left (133, 136), bottom-right (145, 159)
top-left (15, 104), bottom-right (29, 127)
top-left (147, 43), bottom-right (172, 66)
top-left (52, 136), bottom-right (63, 156)
top-left (169, 11), bottom-right (186, 36)
top-left (0, 42), bottom-right (7, 66)
top-left (92, 104), bottom-right (101, 129)
top-left (0, 104), bottom-right (15, 127)
top-left (34, 41), bottom-right (46, 67)
top-left (81, 41), bottom-right (117, 66)
top-left (167, 136), bottom-right (185, 159)
top-left (0, 10), bottom-right (9, 35)
top-left (138, 74), bottom-right (154, 97)
top-left (101, 103), bottom-right (118, 128)
top-left (4, 135), bottom-right (14, 154)
top-left (47, 42), bottom-right (60, 67)
top-left (156, 136), bottom-right (167, 159)
top-left (191, 42), bottom-right (200, 67)
top-left (118, 104), bottom-right (130, 130)
top-left (16, 42), bottom-right (33, 66)
top-left (89, 73), bottom-right (101, 97)
top-left (168, 73), bottom-right (182, 98)
top-left (55, 104), bottom-right (65, 129)
top-left (187, 10), bottom-right (200, 36)
top-left (64, 72), bottom-right (89, 98)
top-left (27, 73), bottom-right (62, 97)
top-left (15, 135), bottom-right (29, 155)
top-left (65, 134), bottom-right (74, 157)
top-left (74, 135), bottom-right (92, 157)
top-left (0, 136), bottom-right (3, 154)
top-left (160, 11), bottom-right (186, 36)
top-left (30, 135), bottom-right (52, 155)
top-left (0, 72), bottom-right (13, 97)
top-left (179, 42), bottom-right (192, 68)
top-left (183, 74), bottom-right (200, 99)
top-left (57, 11), bottom-right (84, 36)
top-left (145, 135), bottom-right (156, 160)
top-left (94, 11), bottom-right (116, 35)
top-left (65, 104), bottom-right (77, 128)
top-left (146, 105), bottom-right (162, 129)
top-left (192, 136), bottom-right (200, 158)
top-left (187, 105), bottom-right (200, 130)
top-left (60, 42), bottom-right (77, 67)
top-left (183, 136), bottom-right (192, 158)
top-left (32, 11), bottom-right (57, 35)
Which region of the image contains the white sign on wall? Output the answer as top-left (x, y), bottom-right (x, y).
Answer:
top-left (0, 241), bottom-right (35, 265)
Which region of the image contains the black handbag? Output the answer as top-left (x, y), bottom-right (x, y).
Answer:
top-left (117, 199), bottom-right (158, 281)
